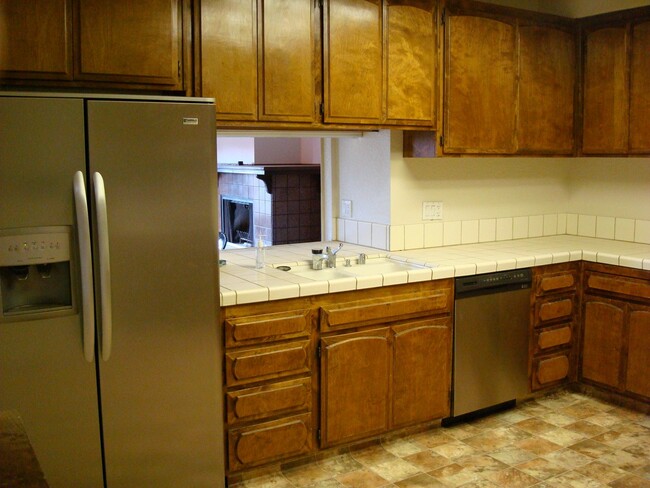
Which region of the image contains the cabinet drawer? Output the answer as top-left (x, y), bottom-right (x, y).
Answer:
top-left (535, 269), bottom-right (578, 296)
top-left (320, 289), bottom-right (451, 332)
top-left (534, 296), bottom-right (574, 325)
top-left (532, 353), bottom-right (570, 390)
top-left (534, 325), bottom-right (572, 352)
top-left (226, 378), bottom-right (311, 425)
top-left (586, 271), bottom-right (650, 301)
top-left (225, 309), bottom-right (312, 347)
top-left (228, 413), bottom-right (312, 471)
top-left (225, 340), bottom-right (311, 387)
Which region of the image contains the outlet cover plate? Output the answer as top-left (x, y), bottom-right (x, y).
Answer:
top-left (423, 201), bottom-right (443, 220)
top-left (341, 199), bottom-right (352, 219)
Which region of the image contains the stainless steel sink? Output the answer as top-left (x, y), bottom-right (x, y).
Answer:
top-left (276, 257), bottom-right (432, 280)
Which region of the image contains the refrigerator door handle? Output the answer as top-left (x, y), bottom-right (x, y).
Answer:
top-left (93, 172), bottom-right (113, 361)
top-left (73, 171), bottom-right (95, 363)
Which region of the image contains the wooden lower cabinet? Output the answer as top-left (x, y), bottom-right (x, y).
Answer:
top-left (581, 264), bottom-right (650, 402)
top-left (392, 318), bottom-right (451, 427)
top-left (228, 413), bottom-right (312, 471)
top-left (320, 328), bottom-right (391, 447)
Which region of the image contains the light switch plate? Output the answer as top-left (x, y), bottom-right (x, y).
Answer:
top-left (423, 201), bottom-right (443, 220)
top-left (341, 199), bottom-right (352, 219)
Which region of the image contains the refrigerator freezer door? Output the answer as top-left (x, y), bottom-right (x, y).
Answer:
top-left (86, 100), bottom-right (224, 487)
top-left (0, 96), bottom-right (104, 487)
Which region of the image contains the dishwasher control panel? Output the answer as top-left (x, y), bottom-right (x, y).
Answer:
top-left (456, 269), bottom-right (532, 295)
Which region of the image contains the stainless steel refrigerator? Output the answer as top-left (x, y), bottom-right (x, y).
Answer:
top-left (0, 93), bottom-right (225, 487)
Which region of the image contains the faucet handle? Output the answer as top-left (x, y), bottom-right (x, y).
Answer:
top-left (358, 253), bottom-right (367, 264)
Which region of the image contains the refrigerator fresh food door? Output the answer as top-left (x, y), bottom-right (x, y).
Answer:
top-left (0, 96), bottom-right (104, 487)
top-left (86, 100), bottom-right (224, 487)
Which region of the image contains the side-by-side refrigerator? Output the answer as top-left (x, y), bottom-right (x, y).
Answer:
top-left (0, 93), bottom-right (225, 487)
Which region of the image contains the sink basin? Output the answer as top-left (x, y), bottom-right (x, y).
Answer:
top-left (276, 257), bottom-right (429, 280)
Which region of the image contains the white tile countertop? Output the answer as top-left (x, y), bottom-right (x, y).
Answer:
top-left (218, 235), bottom-right (650, 306)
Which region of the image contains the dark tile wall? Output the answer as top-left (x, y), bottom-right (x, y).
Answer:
top-left (218, 168), bottom-right (321, 246)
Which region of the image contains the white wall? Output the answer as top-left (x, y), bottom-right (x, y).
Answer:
top-left (567, 158), bottom-right (650, 220)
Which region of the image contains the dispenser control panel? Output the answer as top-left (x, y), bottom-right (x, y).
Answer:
top-left (0, 230), bottom-right (71, 266)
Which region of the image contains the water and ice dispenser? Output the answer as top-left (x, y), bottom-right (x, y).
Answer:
top-left (0, 227), bottom-right (74, 319)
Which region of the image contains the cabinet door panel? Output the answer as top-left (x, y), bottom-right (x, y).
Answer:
top-left (0, 0), bottom-right (72, 79)
top-left (384, 0), bottom-right (436, 126)
top-left (582, 298), bottom-right (625, 389)
top-left (76, 0), bottom-right (182, 87)
top-left (228, 413), bottom-right (312, 471)
top-left (320, 328), bottom-right (390, 447)
top-left (324, 0), bottom-right (383, 123)
top-left (392, 318), bottom-right (450, 427)
top-left (201, 0), bottom-right (257, 119)
top-left (626, 307), bottom-right (650, 398)
top-left (259, 0), bottom-right (319, 122)
top-left (518, 24), bottom-right (575, 154)
top-left (444, 15), bottom-right (517, 153)
top-left (583, 27), bottom-right (629, 154)
top-left (629, 21), bottom-right (650, 153)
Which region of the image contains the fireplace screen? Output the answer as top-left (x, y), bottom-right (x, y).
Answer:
top-left (221, 198), bottom-right (254, 245)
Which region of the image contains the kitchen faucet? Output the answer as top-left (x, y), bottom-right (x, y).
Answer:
top-left (325, 243), bottom-right (343, 268)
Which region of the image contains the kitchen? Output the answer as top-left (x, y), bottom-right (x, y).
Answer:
top-left (1, 0), bottom-right (650, 487)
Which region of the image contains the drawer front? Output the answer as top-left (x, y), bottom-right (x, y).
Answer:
top-left (534, 325), bottom-right (572, 353)
top-left (586, 271), bottom-right (650, 301)
top-left (228, 413), bottom-right (312, 471)
top-left (532, 353), bottom-right (570, 390)
top-left (226, 377), bottom-right (311, 425)
top-left (320, 289), bottom-right (452, 332)
top-left (535, 296), bottom-right (574, 325)
top-left (535, 270), bottom-right (577, 296)
top-left (225, 340), bottom-right (311, 387)
top-left (225, 309), bottom-right (312, 347)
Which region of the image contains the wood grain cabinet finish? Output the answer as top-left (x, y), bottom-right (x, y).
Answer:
top-left (384, 0), bottom-right (437, 126)
top-left (200, 0), bottom-right (320, 124)
top-left (0, 0), bottom-right (73, 80)
top-left (226, 377), bottom-right (311, 425)
top-left (582, 15), bottom-right (650, 155)
top-left (225, 340), bottom-right (311, 387)
top-left (529, 263), bottom-right (579, 392)
top-left (392, 318), bottom-right (451, 427)
top-left (444, 13), bottom-right (517, 154)
top-left (517, 23), bottom-right (575, 154)
top-left (324, 0), bottom-right (383, 124)
top-left (225, 309), bottom-right (312, 347)
top-left (320, 328), bottom-right (391, 447)
top-left (228, 413), bottom-right (312, 471)
top-left (443, 4), bottom-right (576, 155)
top-left (581, 264), bottom-right (650, 401)
top-left (1, 0), bottom-right (186, 90)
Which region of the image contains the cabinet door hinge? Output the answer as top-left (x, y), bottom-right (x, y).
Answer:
top-left (439, 135), bottom-right (444, 147)
top-left (319, 102), bottom-right (324, 116)
top-left (317, 344), bottom-right (322, 358)
top-left (317, 428), bottom-right (321, 442)
top-left (441, 8), bottom-right (446, 26)
top-left (315, 0), bottom-right (323, 9)
top-left (178, 60), bottom-right (181, 78)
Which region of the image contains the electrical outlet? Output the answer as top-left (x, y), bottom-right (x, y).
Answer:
top-left (341, 199), bottom-right (352, 219)
top-left (422, 201), bottom-right (443, 220)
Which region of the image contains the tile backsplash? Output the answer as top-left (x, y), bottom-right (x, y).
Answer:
top-left (336, 213), bottom-right (650, 251)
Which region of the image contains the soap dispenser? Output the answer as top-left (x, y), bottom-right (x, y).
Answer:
top-left (255, 237), bottom-right (265, 269)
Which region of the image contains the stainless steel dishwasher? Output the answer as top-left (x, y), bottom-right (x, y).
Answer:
top-left (445, 269), bottom-right (532, 424)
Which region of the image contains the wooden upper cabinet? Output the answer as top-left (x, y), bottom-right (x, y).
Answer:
top-left (324, 0), bottom-right (383, 124)
top-left (201, 0), bottom-right (319, 124)
top-left (201, 0), bottom-right (258, 120)
top-left (0, 0), bottom-right (73, 80)
top-left (629, 20), bottom-right (650, 154)
top-left (582, 26), bottom-right (629, 155)
top-left (258, 0), bottom-right (320, 123)
top-left (518, 24), bottom-right (575, 154)
top-left (384, 0), bottom-right (437, 126)
top-left (444, 14), bottom-right (517, 154)
top-left (75, 0), bottom-right (184, 88)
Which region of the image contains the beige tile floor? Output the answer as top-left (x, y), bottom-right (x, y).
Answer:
top-left (231, 390), bottom-right (650, 488)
